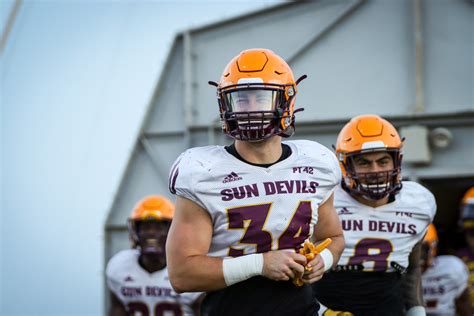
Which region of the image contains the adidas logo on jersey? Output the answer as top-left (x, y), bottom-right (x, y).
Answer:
top-left (124, 276), bottom-right (134, 282)
top-left (337, 207), bottom-right (353, 215)
top-left (222, 172), bottom-right (243, 183)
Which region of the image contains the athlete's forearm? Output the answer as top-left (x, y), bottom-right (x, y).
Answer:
top-left (402, 263), bottom-right (424, 307)
top-left (325, 234), bottom-right (344, 268)
top-left (403, 270), bottom-right (423, 308)
top-left (455, 288), bottom-right (472, 316)
top-left (312, 194), bottom-right (345, 268)
top-left (168, 254), bottom-right (226, 293)
top-left (312, 233), bottom-right (344, 269)
top-left (167, 197), bottom-right (225, 292)
top-left (403, 242), bottom-right (424, 308)
top-left (169, 252), bottom-right (266, 292)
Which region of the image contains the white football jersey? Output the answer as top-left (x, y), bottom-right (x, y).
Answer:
top-left (106, 249), bottom-right (201, 316)
top-left (169, 140), bottom-right (341, 257)
top-left (335, 181), bottom-right (436, 272)
top-left (422, 255), bottom-right (469, 316)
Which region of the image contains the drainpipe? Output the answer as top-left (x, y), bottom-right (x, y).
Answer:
top-left (414, 0), bottom-right (425, 113)
top-left (183, 31), bottom-right (193, 147)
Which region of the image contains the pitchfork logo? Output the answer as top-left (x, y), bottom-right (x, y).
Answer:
top-left (222, 172), bottom-right (243, 183)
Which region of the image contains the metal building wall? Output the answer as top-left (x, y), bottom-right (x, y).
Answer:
top-left (105, 0), bottom-right (473, 282)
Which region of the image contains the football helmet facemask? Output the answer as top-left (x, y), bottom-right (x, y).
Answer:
top-left (128, 195), bottom-right (174, 256)
top-left (336, 114), bottom-right (403, 200)
top-left (211, 48), bottom-right (305, 142)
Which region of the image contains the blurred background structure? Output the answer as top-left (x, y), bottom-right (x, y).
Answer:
top-left (1, 0), bottom-right (473, 315)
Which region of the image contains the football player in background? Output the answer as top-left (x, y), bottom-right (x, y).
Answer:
top-left (106, 195), bottom-right (202, 316)
top-left (421, 223), bottom-right (471, 316)
top-left (313, 115), bottom-right (436, 316)
top-left (456, 187), bottom-right (474, 307)
top-left (166, 48), bottom-right (345, 315)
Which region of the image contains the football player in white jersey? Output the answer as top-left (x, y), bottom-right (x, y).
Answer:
top-left (313, 115), bottom-right (436, 316)
top-left (166, 48), bottom-right (345, 315)
top-left (456, 187), bottom-right (474, 307)
top-left (421, 224), bottom-right (471, 316)
top-left (106, 195), bottom-right (202, 316)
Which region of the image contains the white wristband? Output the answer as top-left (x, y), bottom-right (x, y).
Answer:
top-left (319, 249), bottom-right (334, 272)
top-left (317, 302), bottom-right (328, 316)
top-left (406, 306), bottom-right (426, 316)
top-left (222, 253), bottom-right (264, 286)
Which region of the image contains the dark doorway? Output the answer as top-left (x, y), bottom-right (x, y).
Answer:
top-left (419, 177), bottom-right (474, 255)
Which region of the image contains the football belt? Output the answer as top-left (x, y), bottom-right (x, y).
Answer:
top-left (331, 261), bottom-right (407, 274)
top-left (390, 261), bottom-right (407, 274)
top-left (332, 264), bottom-right (364, 272)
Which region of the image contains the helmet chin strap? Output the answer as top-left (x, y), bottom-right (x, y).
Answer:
top-left (141, 247), bottom-right (161, 256)
top-left (359, 182), bottom-right (391, 198)
top-left (139, 236), bottom-right (165, 256)
top-left (139, 249), bottom-right (167, 273)
top-left (359, 192), bottom-right (390, 202)
top-left (344, 168), bottom-right (402, 201)
top-left (342, 177), bottom-right (391, 202)
top-left (357, 183), bottom-right (391, 201)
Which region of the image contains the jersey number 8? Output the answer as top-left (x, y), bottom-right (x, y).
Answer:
top-left (348, 238), bottom-right (394, 271)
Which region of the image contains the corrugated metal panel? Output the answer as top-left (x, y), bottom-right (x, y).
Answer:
top-left (423, 0), bottom-right (473, 113)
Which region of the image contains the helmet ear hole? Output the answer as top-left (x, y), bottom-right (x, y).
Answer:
top-left (280, 111), bottom-right (291, 129)
top-left (344, 177), bottom-right (352, 188)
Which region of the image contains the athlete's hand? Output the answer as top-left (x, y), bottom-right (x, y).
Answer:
top-left (296, 238), bottom-right (332, 285)
top-left (302, 254), bottom-right (325, 283)
top-left (262, 250), bottom-right (306, 281)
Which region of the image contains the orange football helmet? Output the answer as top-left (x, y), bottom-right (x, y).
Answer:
top-left (335, 114), bottom-right (403, 200)
top-left (128, 195), bottom-right (175, 247)
top-left (211, 48), bottom-right (305, 141)
top-left (460, 187), bottom-right (474, 230)
top-left (421, 224), bottom-right (438, 270)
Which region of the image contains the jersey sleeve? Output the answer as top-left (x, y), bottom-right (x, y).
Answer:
top-left (415, 183), bottom-right (437, 240)
top-left (106, 255), bottom-right (123, 298)
top-left (423, 187), bottom-right (437, 223)
top-left (321, 146), bottom-right (342, 205)
top-left (168, 149), bottom-right (206, 209)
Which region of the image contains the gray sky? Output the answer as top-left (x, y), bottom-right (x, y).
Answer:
top-left (1, 1), bottom-right (285, 314)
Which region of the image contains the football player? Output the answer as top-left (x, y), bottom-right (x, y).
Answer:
top-left (421, 224), bottom-right (471, 316)
top-left (166, 48), bottom-right (345, 315)
top-left (456, 187), bottom-right (474, 307)
top-left (106, 195), bottom-right (203, 316)
top-left (313, 114), bottom-right (436, 316)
